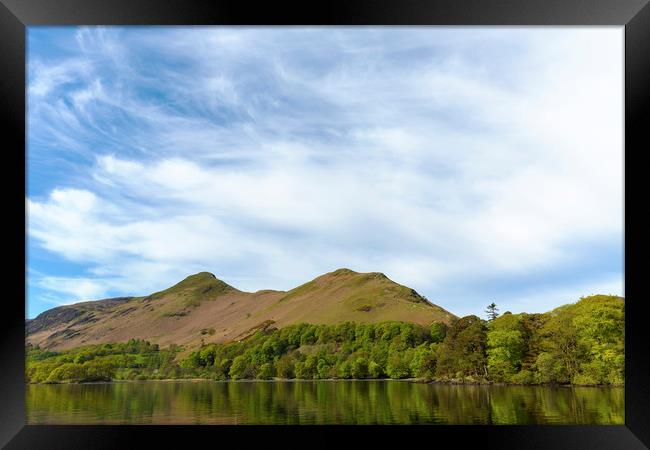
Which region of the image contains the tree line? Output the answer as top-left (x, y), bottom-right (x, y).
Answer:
top-left (26, 295), bottom-right (623, 385)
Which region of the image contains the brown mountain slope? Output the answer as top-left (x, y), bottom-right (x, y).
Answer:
top-left (26, 269), bottom-right (456, 351)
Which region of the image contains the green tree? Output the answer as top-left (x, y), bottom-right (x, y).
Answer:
top-left (534, 352), bottom-right (563, 383)
top-left (295, 355), bottom-right (318, 379)
top-left (538, 307), bottom-right (580, 383)
top-left (487, 314), bottom-right (526, 382)
top-left (181, 351), bottom-right (202, 369)
top-left (46, 363), bottom-right (87, 383)
top-left (351, 358), bottom-right (368, 379)
top-left (229, 355), bottom-right (249, 380)
top-left (257, 363), bottom-right (275, 380)
top-left (430, 322), bottom-right (447, 343)
top-left (386, 353), bottom-right (411, 379)
top-left (410, 344), bottom-right (437, 380)
top-left (275, 355), bottom-right (295, 379)
top-left (300, 325), bottom-right (318, 346)
top-left (485, 303), bottom-right (499, 321)
top-left (368, 360), bottom-right (384, 378)
top-left (337, 361), bottom-right (352, 379)
top-left (436, 315), bottom-right (488, 379)
top-left (316, 359), bottom-right (332, 379)
top-left (83, 359), bottom-right (116, 381)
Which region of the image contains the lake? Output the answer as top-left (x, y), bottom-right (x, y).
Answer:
top-left (26, 380), bottom-right (624, 425)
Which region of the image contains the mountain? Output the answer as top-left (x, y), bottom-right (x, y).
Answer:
top-left (26, 269), bottom-right (455, 351)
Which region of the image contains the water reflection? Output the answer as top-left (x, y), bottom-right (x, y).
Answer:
top-left (26, 381), bottom-right (624, 425)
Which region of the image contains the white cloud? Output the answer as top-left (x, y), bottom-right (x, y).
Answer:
top-left (37, 277), bottom-right (110, 303)
top-left (27, 27), bottom-right (624, 316)
top-left (28, 59), bottom-right (90, 97)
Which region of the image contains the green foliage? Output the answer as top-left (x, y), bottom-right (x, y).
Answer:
top-left (368, 360), bottom-right (384, 378)
top-left (229, 355), bottom-right (251, 380)
top-left (534, 352), bottom-right (564, 383)
top-left (316, 358), bottom-right (333, 379)
top-left (436, 315), bottom-right (488, 379)
top-left (351, 358), bottom-right (368, 379)
top-left (500, 295), bottom-right (624, 385)
top-left (256, 363), bottom-right (275, 380)
top-left (26, 296), bottom-right (624, 386)
top-left (510, 369), bottom-right (534, 384)
top-left (487, 313), bottom-right (526, 382)
top-left (430, 322), bottom-right (447, 343)
top-left (295, 355), bottom-right (318, 379)
top-left (46, 363), bottom-right (87, 383)
top-left (337, 361), bottom-right (352, 379)
top-left (275, 355), bottom-right (295, 379)
top-left (410, 344), bottom-right (437, 380)
top-left (166, 321), bottom-right (446, 381)
top-left (540, 295), bottom-right (624, 385)
top-left (386, 352), bottom-right (411, 379)
top-left (26, 339), bottom-right (181, 384)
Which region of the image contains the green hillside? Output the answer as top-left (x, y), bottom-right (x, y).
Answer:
top-left (26, 295), bottom-right (624, 386)
top-left (26, 269), bottom-right (455, 352)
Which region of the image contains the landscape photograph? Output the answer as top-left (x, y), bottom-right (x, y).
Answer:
top-left (26, 26), bottom-right (624, 425)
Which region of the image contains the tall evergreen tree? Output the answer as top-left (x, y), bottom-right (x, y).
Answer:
top-left (485, 302), bottom-right (499, 321)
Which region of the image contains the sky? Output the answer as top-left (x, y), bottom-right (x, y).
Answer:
top-left (26, 26), bottom-right (624, 319)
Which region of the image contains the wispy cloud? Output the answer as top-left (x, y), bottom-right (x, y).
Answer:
top-left (26, 27), bottom-right (623, 318)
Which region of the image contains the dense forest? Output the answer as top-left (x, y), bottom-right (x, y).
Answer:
top-left (26, 295), bottom-right (624, 386)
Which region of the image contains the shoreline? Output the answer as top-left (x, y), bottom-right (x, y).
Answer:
top-left (29, 378), bottom-right (624, 388)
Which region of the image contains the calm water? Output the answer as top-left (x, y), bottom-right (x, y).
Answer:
top-left (26, 380), bottom-right (624, 425)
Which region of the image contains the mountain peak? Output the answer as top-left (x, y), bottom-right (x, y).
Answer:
top-left (146, 271), bottom-right (236, 301)
top-left (169, 272), bottom-right (221, 289)
top-left (328, 268), bottom-right (389, 279)
top-left (184, 271), bottom-right (217, 282)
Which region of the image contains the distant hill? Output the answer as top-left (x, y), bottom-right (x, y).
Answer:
top-left (26, 269), bottom-right (456, 351)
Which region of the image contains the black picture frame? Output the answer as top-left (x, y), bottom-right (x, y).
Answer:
top-left (1, 0), bottom-right (648, 448)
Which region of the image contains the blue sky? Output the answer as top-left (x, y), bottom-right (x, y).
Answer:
top-left (26, 26), bottom-right (624, 319)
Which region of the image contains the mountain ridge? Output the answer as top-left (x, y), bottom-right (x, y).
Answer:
top-left (27, 268), bottom-right (456, 351)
